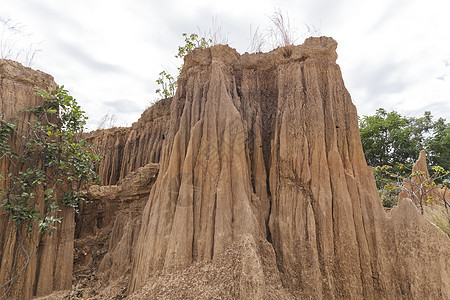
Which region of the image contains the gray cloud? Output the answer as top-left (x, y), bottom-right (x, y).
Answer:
top-left (349, 60), bottom-right (410, 96)
top-left (4, 0), bottom-right (450, 128)
top-left (25, 1), bottom-right (84, 35)
top-left (408, 101), bottom-right (450, 120)
top-left (103, 99), bottom-right (142, 114)
top-left (367, 0), bottom-right (409, 34)
top-left (55, 39), bottom-right (124, 73)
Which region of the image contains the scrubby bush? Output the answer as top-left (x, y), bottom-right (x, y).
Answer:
top-left (155, 33), bottom-right (212, 99)
top-left (0, 86), bottom-right (101, 234)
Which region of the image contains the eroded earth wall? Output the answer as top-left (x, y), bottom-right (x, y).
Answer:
top-left (0, 60), bottom-right (73, 299)
top-left (129, 38), bottom-right (450, 299)
top-left (2, 36), bottom-right (449, 299)
top-left (86, 97), bottom-right (171, 185)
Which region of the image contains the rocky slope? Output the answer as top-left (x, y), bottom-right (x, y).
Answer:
top-left (70, 163), bottom-right (159, 299)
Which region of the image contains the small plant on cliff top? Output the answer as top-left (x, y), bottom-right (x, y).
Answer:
top-left (0, 86), bottom-right (101, 234)
top-left (267, 9), bottom-right (296, 47)
top-left (155, 33), bottom-right (212, 99)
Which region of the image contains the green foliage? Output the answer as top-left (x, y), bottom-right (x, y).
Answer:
top-left (360, 108), bottom-right (450, 212)
top-left (373, 165), bottom-right (401, 207)
top-left (0, 86), bottom-right (101, 234)
top-left (155, 33), bottom-right (212, 99)
top-left (425, 117), bottom-right (450, 170)
top-left (360, 108), bottom-right (450, 191)
top-left (360, 108), bottom-right (449, 170)
top-left (0, 116), bottom-right (17, 160)
top-left (379, 190), bottom-right (398, 208)
top-left (175, 33), bottom-right (212, 61)
top-left (360, 109), bottom-right (422, 168)
top-left (155, 71), bottom-right (176, 99)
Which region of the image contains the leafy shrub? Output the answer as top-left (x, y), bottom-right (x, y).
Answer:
top-left (155, 33), bottom-right (212, 99)
top-left (0, 86), bottom-right (101, 234)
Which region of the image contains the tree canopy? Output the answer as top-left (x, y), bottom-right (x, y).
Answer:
top-left (359, 108), bottom-right (450, 171)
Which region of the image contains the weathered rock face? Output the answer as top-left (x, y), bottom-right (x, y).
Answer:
top-left (0, 59), bottom-right (168, 299)
top-left (71, 163), bottom-right (159, 299)
top-left (129, 38), bottom-right (450, 298)
top-left (398, 150), bottom-right (430, 204)
top-left (87, 98), bottom-right (171, 185)
top-left (0, 60), bottom-right (73, 299)
top-left (3, 37), bottom-right (449, 299)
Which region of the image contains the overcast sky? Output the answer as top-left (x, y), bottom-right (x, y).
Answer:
top-left (2, 0), bottom-right (449, 130)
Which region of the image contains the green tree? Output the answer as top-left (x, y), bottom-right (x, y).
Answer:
top-left (0, 86), bottom-right (101, 234)
top-left (359, 108), bottom-right (450, 211)
top-left (360, 109), bottom-right (421, 168)
top-left (359, 108), bottom-right (449, 172)
top-left (425, 117), bottom-right (450, 170)
top-left (155, 33), bottom-right (212, 99)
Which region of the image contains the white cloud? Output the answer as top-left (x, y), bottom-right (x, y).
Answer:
top-left (2, 0), bottom-right (449, 130)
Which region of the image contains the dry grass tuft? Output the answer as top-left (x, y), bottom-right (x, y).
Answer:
top-left (424, 205), bottom-right (450, 237)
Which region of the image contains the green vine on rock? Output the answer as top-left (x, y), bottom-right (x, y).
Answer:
top-left (0, 86), bottom-right (101, 234)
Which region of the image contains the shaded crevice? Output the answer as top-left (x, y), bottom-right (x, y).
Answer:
top-left (32, 238), bottom-right (44, 295)
top-left (258, 70), bottom-right (277, 245)
top-left (258, 69), bottom-right (277, 176)
top-left (266, 174), bottom-right (273, 243)
top-left (210, 193), bottom-right (217, 260)
top-left (300, 64), bottom-right (307, 97)
top-left (247, 114), bottom-right (257, 195)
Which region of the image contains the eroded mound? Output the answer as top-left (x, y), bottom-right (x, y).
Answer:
top-left (127, 38), bottom-right (449, 298)
top-left (129, 236), bottom-right (296, 300)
